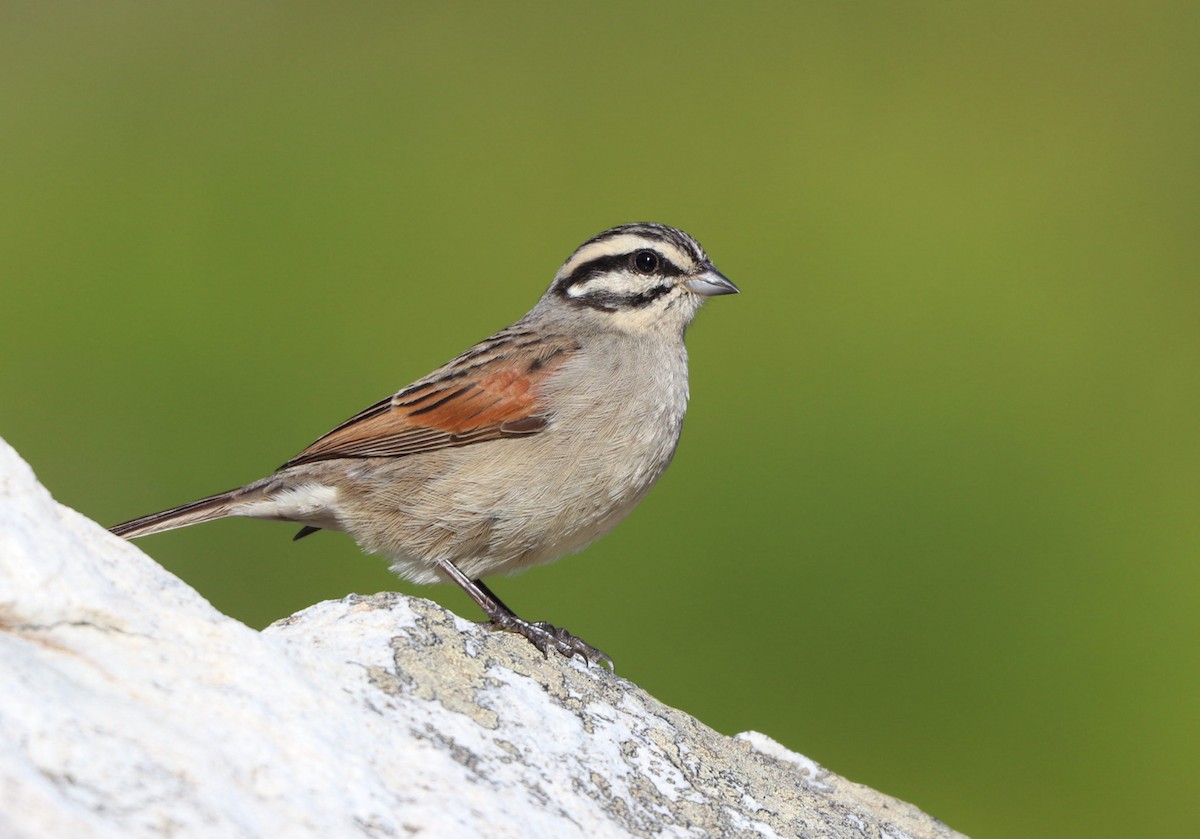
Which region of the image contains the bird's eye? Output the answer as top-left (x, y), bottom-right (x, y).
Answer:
top-left (633, 250), bottom-right (659, 274)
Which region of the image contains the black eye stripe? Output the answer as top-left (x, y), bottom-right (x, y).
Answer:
top-left (560, 254), bottom-right (625, 289)
top-left (558, 250), bottom-right (684, 292)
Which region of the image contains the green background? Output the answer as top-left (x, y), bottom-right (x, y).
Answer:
top-left (2, 3), bottom-right (1196, 836)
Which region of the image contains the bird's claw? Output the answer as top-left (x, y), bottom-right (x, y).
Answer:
top-left (484, 615), bottom-right (613, 669)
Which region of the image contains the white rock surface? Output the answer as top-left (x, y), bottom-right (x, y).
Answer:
top-left (0, 437), bottom-right (965, 838)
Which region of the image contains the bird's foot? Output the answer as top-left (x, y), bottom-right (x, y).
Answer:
top-left (485, 614), bottom-right (614, 670)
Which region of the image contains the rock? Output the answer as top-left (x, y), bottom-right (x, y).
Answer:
top-left (0, 437), bottom-right (964, 838)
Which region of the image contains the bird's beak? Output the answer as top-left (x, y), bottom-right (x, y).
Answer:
top-left (683, 268), bottom-right (739, 297)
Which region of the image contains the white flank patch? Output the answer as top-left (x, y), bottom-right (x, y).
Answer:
top-left (240, 483), bottom-right (338, 521)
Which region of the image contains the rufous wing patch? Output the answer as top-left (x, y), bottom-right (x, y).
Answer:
top-left (282, 334), bottom-right (576, 468)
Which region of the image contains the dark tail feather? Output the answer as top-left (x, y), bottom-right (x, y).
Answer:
top-left (110, 487), bottom-right (248, 539)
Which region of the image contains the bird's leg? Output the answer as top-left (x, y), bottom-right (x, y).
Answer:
top-left (434, 559), bottom-right (613, 669)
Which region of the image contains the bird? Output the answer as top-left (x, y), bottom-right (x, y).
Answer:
top-left (110, 222), bottom-right (738, 667)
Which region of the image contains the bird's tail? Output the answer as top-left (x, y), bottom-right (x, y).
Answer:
top-left (110, 486), bottom-right (252, 539)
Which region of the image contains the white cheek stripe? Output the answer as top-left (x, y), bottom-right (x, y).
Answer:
top-left (567, 271), bottom-right (672, 300)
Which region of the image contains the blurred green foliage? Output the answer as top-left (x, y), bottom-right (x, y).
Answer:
top-left (2, 3), bottom-right (1197, 836)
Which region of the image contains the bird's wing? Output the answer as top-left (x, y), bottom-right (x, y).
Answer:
top-left (282, 329), bottom-right (578, 468)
